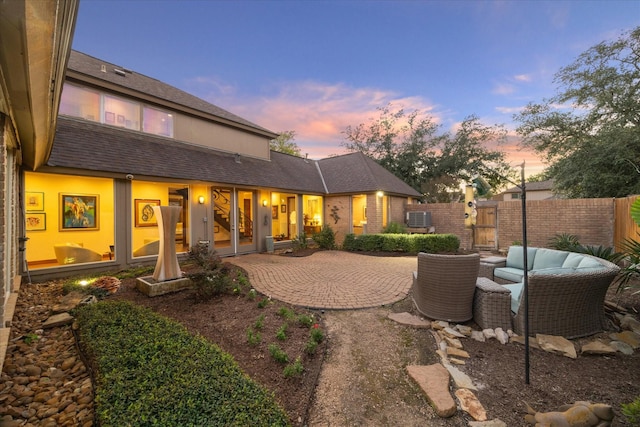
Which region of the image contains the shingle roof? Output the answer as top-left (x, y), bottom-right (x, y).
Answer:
top-left (67, 50), bottom-right (276, 137)
top-left (49, 117), bottom-right (326, 193)
top-left (317, 152), bottom-right (421, 197)
top-left (49, 118), bottom-right (420, 198)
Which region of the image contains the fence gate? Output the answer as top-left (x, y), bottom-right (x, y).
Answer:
top-left (474, 205), bottom-right (497, 250)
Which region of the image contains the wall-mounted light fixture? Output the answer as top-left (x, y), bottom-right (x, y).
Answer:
top-left (198, 195), bottom-right (205, 204)
top-left (376, 191), bottom-right (384, 198)
top-left (262, 199), bottom-right (268, 207)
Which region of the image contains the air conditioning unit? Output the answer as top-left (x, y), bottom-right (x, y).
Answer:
top-left (406, 211), bottom-right (432, 228)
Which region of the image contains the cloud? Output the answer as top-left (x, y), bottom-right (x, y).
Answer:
top-left (495, 105), bottom-right (525, 114)
top-left (514, 74), bottom-right (532, 82)
top-left (492, 83), bottom-right (515, 96)
top-left (188, 78), bottom-right (442, 159)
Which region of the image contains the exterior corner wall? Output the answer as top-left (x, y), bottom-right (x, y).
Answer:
top-left (366, 194), bottom-right (382, 234)
top-left (324, 195), bottom-right (350, 245)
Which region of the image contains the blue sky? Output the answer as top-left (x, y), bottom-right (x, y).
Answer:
top-left (72, 0), bottom-right (639, 175)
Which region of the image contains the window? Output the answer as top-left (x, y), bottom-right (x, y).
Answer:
top-left (104, 95), bottom-right (140, 130)
top-left (59, 84), bottom-right (100, 122)
top-left (511, 193), bottom-right (521, 200)
top-left (143, 107), bottom-right (173, 137)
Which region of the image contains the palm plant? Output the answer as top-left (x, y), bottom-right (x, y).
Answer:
top-left (615, 198), bottom-right (640, 294)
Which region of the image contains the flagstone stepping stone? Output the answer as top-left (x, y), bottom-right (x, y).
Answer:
top-left (407, 364), bottom-right (456, 418)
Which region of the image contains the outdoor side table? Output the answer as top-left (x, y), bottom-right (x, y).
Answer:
top-left (473, 277), bottom-right (512, 331)
top-left (479, 256), bottom-right (506, 280)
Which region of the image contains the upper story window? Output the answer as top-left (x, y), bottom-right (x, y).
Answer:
top-left (59, 83), bottom-right (173, 138)
top-left (59, 84), bottom-right (100, 122)
top-left (143, 107), bottom-right (173, 137)
top-left (511, 193), bottom-right (521, 200)
top-left (104, 95), bottom-right (140, 130)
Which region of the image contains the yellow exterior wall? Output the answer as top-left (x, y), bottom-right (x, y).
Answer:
top-left (131, 181), bottom-right (173, 252)
top-left (24, 172), bottom-right (115, 262)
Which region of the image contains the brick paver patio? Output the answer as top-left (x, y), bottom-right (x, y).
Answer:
top-left (228, 250), bottom-right (416, 309)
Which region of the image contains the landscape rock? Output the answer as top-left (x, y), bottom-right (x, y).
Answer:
top-left (387, 312), bottom-right (430, 328)
top-left (443, 327), bottom-right (466, 338)
top-left (581, 340), bottom-right (616, 355)
top-left (446, 347), bottom-right (470, 359)
top-left (442, 361), bottom-right (477, 390)
top-left (406, 364), bottom-right (456, 418)
top-left (620, 314), bottom-right (640, 334)
top-left (443, 335), bottom-right (463, 349)
top-left (495, 328), bottom-right (509, 344)
top-left (536, 334), bottom-right (577, 359)
top-left (482, 329), bottom-right (496, 339)
top-left (455, 325), bottom-right (473, 336)
top-left (610, 330), bottom-right (640, 349)
top-left (610, 340), bottom-right (634, 355)
top-left (42, 313), bottom-right (74, 329)
top-left (51, 292), bottom-right (86, 314)
top-left (524, 401), bottom-right (614, 426)
top-left (470, 330), bottom-right (486, 342)
top-left (469, 420), bottom-right (507, 427)
top-left (455, 388), bottom-right (487, 421)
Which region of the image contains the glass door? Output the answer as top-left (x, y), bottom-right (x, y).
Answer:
top-left (212, 188), bottom-right (256, 256)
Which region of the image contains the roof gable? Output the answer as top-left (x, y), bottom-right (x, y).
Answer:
top-left (318, 152), bottom-right (421, 197)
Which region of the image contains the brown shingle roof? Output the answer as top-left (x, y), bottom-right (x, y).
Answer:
top-left (49, 118), bottom-right (420, 198)
top-left (317, 152), bottom-right (421, 197)
top-left (49, 117), bottom-right (326, 193)
top-left (503, 179), bottom-right (554, 193)
top-left (67, 50), bottom-right (276, 137)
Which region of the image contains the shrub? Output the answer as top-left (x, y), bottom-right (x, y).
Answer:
top-left (277, 307), bottom-right (296, 320)
top-left (305, 338), bottom-right (318, 355)
top-left (572, 244), bottom-right (623, 263)
top-left (246, 327), bottom-right (261, 346)
top-left (257, 298), bottom-right (270, 309)
top-left (622, 396), bottom-right (640, 424)
top-left (74, 301), bottom-right (289, 426)
top-left (312, 224), bottom-right (336, 249)
top-left (310, 324), bottom-right (324, 343)
top-left (343, 233), bottom-right (459, 254)
top-left (268, 344), bottom-right (289, 364)
top-left (292, 232), bottom-right (308, 250)
top-left (548, 233), bottom-right (581, 251)
top-left (276, 324), bottom-right (288, 341)
top-left (297, 314), bottom-right (315, 328)
top-left (253, 314), bottom-right (265, 330)
top-left (283, 357), bottom-right (304, 378)
top-left (184, 246), bottom-right (233, 301)
top-left (382, 221), bottom-right (406, 234)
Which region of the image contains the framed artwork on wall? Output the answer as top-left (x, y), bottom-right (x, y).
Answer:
top-left (60, 194), bottom-right (99, 231)
top-left (25, 213), bottom-right (46, 231)
top-left (135, 199), bottom-right (161, 227)
top-left (281, 205), bottom-right (286, 213)
top-left (272, 206), bottom-right (279, 219)
top-left (25, 192), bottom-right (44, 211)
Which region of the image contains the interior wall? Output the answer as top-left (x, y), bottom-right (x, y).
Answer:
top-left (24, 172), bottom-right (115, 262)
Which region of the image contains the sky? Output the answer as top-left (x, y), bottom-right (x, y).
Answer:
top-left (72, 0), bottom-right (640, 177)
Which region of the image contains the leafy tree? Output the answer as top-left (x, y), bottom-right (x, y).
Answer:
top-left (342, 104), bottom-right (514, 202)
top-left (515, 27), bottom-right (640, 198)
top-left (270, 130), bottom-right (302, 156)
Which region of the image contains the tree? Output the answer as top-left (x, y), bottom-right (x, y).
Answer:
top-left (342, 104), bottom-right (513, 202)
top-left (515, 27), bottom-right (640, 198)
top-left (270, 130), bottom-right (302, 156)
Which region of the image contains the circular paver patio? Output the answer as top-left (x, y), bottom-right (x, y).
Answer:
top-left (228, 251), bottom-right (416, 310)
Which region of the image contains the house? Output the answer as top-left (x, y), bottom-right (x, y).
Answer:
top-left (0, 0), bottom-right (78, 365)
top-left (23, 50), bottom-right (420, 280)
top-left (493, 179), bottom-right (555, 202)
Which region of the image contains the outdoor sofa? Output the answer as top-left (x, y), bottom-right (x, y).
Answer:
top-left (477, 246), bottom-right (620, 338)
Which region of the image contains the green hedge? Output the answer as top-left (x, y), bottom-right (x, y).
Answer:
top-left (342, 233), bottom-right (459, 254)
top-left (74, 301), bottom-right (290, 427)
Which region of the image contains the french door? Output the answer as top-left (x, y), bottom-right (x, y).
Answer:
top-left (212, 187), bottom-right (256, 256)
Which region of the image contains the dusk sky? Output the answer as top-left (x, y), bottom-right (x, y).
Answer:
top-left (72, 1), bottom-right (639, 176)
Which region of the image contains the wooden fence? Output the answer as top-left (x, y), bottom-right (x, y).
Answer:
top-left (614, 195), bottom-right (640, 251)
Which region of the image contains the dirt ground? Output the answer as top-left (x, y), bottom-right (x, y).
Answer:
top-left (109, 259), bottom-right (640, 427)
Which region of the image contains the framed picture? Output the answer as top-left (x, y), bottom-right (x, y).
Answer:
top-left (25, 192), bottom-right (44, 211)
top-left (281, 205), bottom-right (286, 213)
top-left (272, 206), bottom-right (278, 219)
top-left (25, 213), bottom-right (46, 231)
top-left (60, 194), bottom-right (99, 231)
top-left (135, 199), bottom-right (161, 227)
top-left (105, 111), bottom-right (115, 124)
top-left (117, 114), bottom-right (125, 125)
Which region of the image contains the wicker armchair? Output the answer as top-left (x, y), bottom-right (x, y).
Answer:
top-left (511, 264), bottom-right (620, 339)
top-left (411, 252), bottom-right (480, 322)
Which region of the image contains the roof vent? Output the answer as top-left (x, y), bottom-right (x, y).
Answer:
top-left (114, 68), bottom-right (126, 76)
top-left (100, 64), bottom-right (106, 73)
top-left (234, 153), bottom-right (241, 163)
